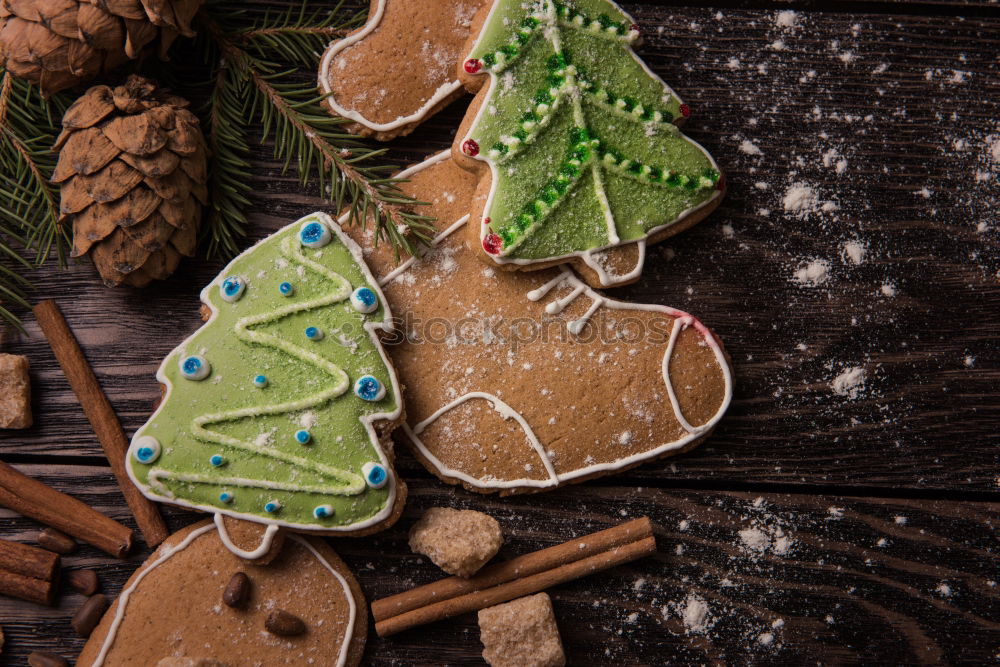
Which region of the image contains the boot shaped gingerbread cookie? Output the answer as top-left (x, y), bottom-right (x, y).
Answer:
top-left (78, 519), bottom-right (367, 667)
top-left (126, 213), bottom-right (405, 559)
top-left (320, 0), bottom-right (725, 288)
top-left (342, 152), bottom-right (732, 494)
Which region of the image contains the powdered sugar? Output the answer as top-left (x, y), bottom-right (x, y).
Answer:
top-left (831, 366), bottom-right (866, 399)
top-left (791, 259), bottom-right (830, 287)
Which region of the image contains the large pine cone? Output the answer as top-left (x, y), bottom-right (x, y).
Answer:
top-left (54, 75), bottom-right (207, 287)
top-left (0, 0), bottom-right (202, 96)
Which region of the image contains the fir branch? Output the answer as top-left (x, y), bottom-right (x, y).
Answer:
top-left (0, 68), bottom-right (68, 328)
top-left (194, 0), bottom-right (432, 260)
top-left (234, 1), bottom-right (359, 66)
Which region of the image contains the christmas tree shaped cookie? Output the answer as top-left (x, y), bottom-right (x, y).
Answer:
top-left (454, 0), bottom-right (724, 286)
top-left (127, 213), bottom-right (404, 557)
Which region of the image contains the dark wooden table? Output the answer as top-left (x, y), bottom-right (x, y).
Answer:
top-left (2, 0), bottom-right (998, 664)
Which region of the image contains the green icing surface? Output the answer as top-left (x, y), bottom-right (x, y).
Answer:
top-left (127, 215), bottom-right (398, 531)
top-left (467, 0), bottom-right (721, 260)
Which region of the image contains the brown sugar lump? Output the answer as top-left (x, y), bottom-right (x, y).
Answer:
top-left (478, 593), bottom-right (566, 667)
top-left (408, 507), bottom-right (503, 577)
top-left (0, 354), bottom-right (31, 429)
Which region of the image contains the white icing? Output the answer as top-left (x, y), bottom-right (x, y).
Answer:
top-left (580, 240), bottom-right (646, 285)
top-left (214, 513), bottom-right (280, 560)
top-left (93, 522), bottom-right (356, 667)
top-left (377, 215), bottom-right (470, 287)
top-left (371, 152), bottom-right (734, 490)
top-left (317, 0), bottom-right (465, 132)
top-left (462, 1), bottom-right (722, 286)
top-left (127, 213), bottom-right (403, 543)
top-left (408, 391), bottom-right (559, 489)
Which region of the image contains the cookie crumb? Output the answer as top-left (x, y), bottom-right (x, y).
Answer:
top-left (478, 593), bottom-right (565, 667)
top-left (409, 507), bottom-right (503, 577)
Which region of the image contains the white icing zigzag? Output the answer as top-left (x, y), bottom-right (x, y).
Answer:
top-left (147, 235), bottom-right (367, 500)
top-left (127, 213), bottom-right (402, 537)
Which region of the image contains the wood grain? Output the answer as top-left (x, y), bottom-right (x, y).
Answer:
top-left (2, 4), bottom-right (996, 492)
top-left (0, 1), bottom-right (997, 664)
top-left (0, 466), bottom-right (995, 664)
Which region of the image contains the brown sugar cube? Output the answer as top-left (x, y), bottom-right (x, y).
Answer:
top-left (478, 593), bottom-right (566, 667)
top-left (0, 354), bottom-right (31, 429)
top-left (408, 507), bottom-right (503, 577)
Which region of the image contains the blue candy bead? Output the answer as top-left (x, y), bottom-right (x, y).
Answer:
top-left (179, 355), bottom-right (210, 381)
top-left (220, 276), bottom-right (246, 302)
top-left (362, 462), bottom-right (389, 489)
top-left (299, 220), bottom-right (332, 248)
top-left (350, 286), bottom-right (378, 313)
top-left (313, 504), bottom-right (335, 519)
top-left (354, 375), bottom-right (385, 402)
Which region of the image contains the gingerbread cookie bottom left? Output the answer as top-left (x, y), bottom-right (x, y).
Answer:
top-left (77, 519), bottom-right (366, 667)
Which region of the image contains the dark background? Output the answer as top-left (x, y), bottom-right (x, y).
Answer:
top-left (1, 0), bottom-right (998, 664)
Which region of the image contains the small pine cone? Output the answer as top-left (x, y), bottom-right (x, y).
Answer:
top-left (0, 0), bottom-right (203, 96)
top-left (54, 75), bottom-right (208, 288)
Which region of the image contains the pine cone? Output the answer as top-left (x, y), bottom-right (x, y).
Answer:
top-left (54, 75), bottom-right (207, 287)
top-left (0, 0), bottom-right (203, 96)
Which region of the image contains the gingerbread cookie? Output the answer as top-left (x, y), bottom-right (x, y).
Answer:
top-left (453, 0), bottom-right (724, 286)
top-left (126, 213), bottom-right (405, 558)
top-left (342, 152), bottom-right (732, 494)
top-left (319, 0), bottom-right (490, 140)
top-left (77, 520), bottom-right (366, 667)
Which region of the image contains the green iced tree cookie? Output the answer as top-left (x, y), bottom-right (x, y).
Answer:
top-left (459, 0), bottom-right (723, 266)
top-left (126, 213), bottom-right (400, 536)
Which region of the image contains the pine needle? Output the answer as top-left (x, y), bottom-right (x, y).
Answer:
top-left (193, 0), bottom-right (433, 260)
top-left (0, 68), bottom-right (69, 328)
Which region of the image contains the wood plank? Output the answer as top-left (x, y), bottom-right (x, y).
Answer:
top-left (2, 6), bottom-right (996, 492)
top-left (0, 464), bottom-right (995, 664)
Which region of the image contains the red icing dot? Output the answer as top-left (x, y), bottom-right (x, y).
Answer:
top-left (630, 23), bottom-right (640, 34)
top-left (462, 139), bottom-right (480, 156)
top-left (482, 217), bottom-right (491, 226)
top-left (679, 103), bottom-right (691, 118)
top-left (464, 59), bottom-right (482, 74)
top-left (715, 172), bottom-right (727, 191)
top-left (483, 232), bottom-right (502, 255)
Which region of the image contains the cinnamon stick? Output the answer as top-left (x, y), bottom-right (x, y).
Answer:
top-left (0, 538), bottom-right (59, 605)
top-left (0, 568), bottom-right (57, 606)
top-left (0, 538), bottom-right (59, 582)
top-left (0, 461), bottom-right (133, 558)
top-left (373, 517), bottom-right (656, 637)
top-left (33, 300), bottom-right (168, 548)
